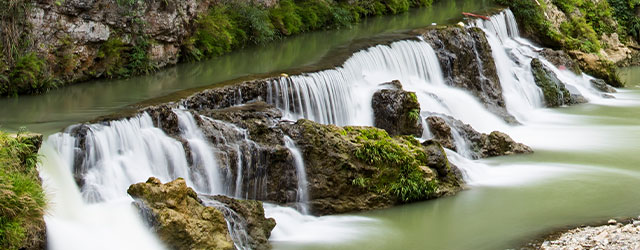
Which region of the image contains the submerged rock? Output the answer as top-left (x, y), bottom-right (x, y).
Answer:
top-left (426, 115), bottom-right (532, 159)
top-left (372, 84), bottom-right (423, 137)
top-left (590, 78), bottom-right (617, 93)
top-left (531, 58), bottom-right (583, 107)
top-left (127, 177), bottom-right (275, 250)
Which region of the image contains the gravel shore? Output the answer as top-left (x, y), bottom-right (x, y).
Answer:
top-left (541, 219), bottom-right (640, 250)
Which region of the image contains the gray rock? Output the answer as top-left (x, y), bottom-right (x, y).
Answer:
top-left (372, 84), bottom-right (423, 137)
top-left (591, 78), bottom-right (618, 93)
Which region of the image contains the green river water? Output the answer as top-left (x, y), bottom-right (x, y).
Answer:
top-left (3, 1), bottom-right (640, 250)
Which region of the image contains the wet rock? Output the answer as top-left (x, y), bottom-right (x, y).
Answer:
top-left (609, 219), bottom-right (618, 225)
top-left (127, 177), bottom-right (235, 250)
top-left (425, 116), bottom-right (456, 150)
top-left (426, 115), bottom-right (532, 159)
top-left (531, 58), bottom-right (575, 107)
top-left (372, 85), bottom-right (423, 137)
top-left (203, 195), bottom-right (276, 250)
top-left (281, 119), bottom-right (463, 215)
top-left (569, 50), bottom-right (625, 88)
top-left (542, 220), bottom-right (640, 250)
top-left (591, 78), bottom-right (617, 93)
top-left (379, 79), bottom-right (403, 89)
top-left (540, 49), bottom-right (581, 74)
top-left (422, 27), bottom-right (512, 121)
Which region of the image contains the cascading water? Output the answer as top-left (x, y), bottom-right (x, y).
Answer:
top-left (283, 136), bottom-right (310, 214)
top-left (201, 197), bottom-right (252, 250)
top-left (266, 39), bottom-right (509, 133)
top-left (174, 109), bottom-right (222, 194)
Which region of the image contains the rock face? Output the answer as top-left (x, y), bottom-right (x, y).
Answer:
top-left (282, 119), bottom-right (462, 215)
top-left (204, 195), bottom-right (276, 250)
top-left (128, 177), bottom-right (234, 250)
top-left (569, 50), bottom-right (625, 88)
top-left (426, 115), bottom-right (532, 159)
top-left (422, 27), bottom-right (512, 122)
top-left (591, 78), bottom-right (617, 93)
top-left (372, 84), bottom-right (423, 137)
top-left (531, 58), bottom-right (585, 107)
top-left (540, 49), bottom-right (582, 74)
top-left (128, 177), bottom-right (275, 250)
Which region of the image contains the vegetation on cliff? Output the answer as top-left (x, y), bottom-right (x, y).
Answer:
top-left (495, 0), bottom-right (631, 87)
top-left (0, 0), bottom-right (437, 96)
top-left (0, 130), bottom-right (46, 250)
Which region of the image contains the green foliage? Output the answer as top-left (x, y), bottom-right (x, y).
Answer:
top-left (560, 17), bottom-right (602, 53)
top-left (97, 37), bottom-right (128, 78)
top-left (3, 53), bottom-right (55, 96)
top-left (608, 0), bottom-right (640, 41)
top-left (495, 0), bottom-right (564, 48)
top-left (0, 131), bottom-right (46, 250)
top-left (349, 128), bottom-right (439, 202)
top-left (127, 37), bottom-right (156, 75)
top-left (408, 108), bottom-right (420, 122)
top-left (183, 0), bottom-right (435, 62)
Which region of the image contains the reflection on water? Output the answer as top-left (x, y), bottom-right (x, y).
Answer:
top-left (0, 0), bottom-right (495, 135)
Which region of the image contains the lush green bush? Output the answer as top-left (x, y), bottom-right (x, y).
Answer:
top-left (560, 17), bottom-right (602, 53)
top-left (350, 127), bottom-right (439, 202)
top-left (2, 53), bottom-right (55, 96)
top-left (0, 131), bottom-right (46, 250)
top-left (608, 0), bottom-right (640, 41)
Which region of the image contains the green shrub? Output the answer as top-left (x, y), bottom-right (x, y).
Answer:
top-left (560, 17), bottom-right (602, 53)
top-left (97, 37), bottom-right (128, 78)
top-left (350, 128), bottom-right (439, 202)
top-left (0, 131), bottom-right (46, 250)
top-left (269, 0), bottom-right (303, 35)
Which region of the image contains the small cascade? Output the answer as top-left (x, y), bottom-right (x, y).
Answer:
top-left (472, 9), bottom-right (607, 121)
top-left (266, 40), bottom-right (446, 126)
top-left (283, 136), bottom-right (310, 214)
top-left (53, 113), bottom-right (205, 202)
top-left (174, 109), bottom-right (222, 195)
top-left (201, 197), bottom-right (252, 250)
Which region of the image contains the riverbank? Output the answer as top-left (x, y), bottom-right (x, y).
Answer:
top-left (0, 131), bottom-right (46, 250)
top-left (519, 217), bottom-right (640, 250)
top-left (0, 0), bottom-right (446, 96)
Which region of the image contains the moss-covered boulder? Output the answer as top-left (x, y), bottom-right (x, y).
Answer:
top-left (0, 132), bottom-right (46, 250)
top-left (282, 119), bottom-right (462, 215)
top-left (426, 115), bottom-right (532, 159)
top-left (531, 58), bottom-right (574, 107)
top-left (372, 84), bottom-right (423, 137)
top-left (128, 177), bottom-right (235, 250)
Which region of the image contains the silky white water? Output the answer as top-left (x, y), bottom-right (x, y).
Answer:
top-left (37, 8), bottom-right (638, 250)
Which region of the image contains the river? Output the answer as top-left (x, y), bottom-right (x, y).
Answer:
top-left (7, 1), bottom-right (640, 250)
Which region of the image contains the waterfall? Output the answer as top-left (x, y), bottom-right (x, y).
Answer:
top-left (201, 197), bottom-right (252, 250)
top-left (471, 9), bottom-right (607, 121)
top-left (266, 39), bottom-right (508, 133)
top-left (283, 136), bottom-right (309, 214)
top-left (174, 109), bottom-right (222, 195)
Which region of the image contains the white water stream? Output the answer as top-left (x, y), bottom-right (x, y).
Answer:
top-left (38, 8), bottom-right (635, 250)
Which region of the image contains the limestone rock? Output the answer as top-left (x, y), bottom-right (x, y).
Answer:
top-left (540, 49), bottom-right (582, 74)
top-left (127, 177), bottom-right (235, 250)
top-left (426, 115), bottom-right (532, 159)
top-left (422, 27), bottom-right (513, 122)
top-left (569, 50), bottom-right (625, 88)
top-left (372, 84), bottom-right (423, 137)
top-left (591, 78), bottom-right (617, 93)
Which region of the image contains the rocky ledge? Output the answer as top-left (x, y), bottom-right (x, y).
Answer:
top-left (541, 219), bottom-right (640, 250)
top-left (426, 115), bottom-right (532, 159)
top-left (127, 177), bottom-right (275, 250)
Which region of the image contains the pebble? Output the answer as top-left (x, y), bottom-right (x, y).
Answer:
top-left (541, 219), bottom-right (640, 250)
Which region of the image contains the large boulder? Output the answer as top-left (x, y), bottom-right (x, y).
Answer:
top-left (372, 83), bottom-right (423, 137)
top-left (540, 49), bottom-right (582, 74)
top-left (531, 58), bottom-right (585, 107)
top-left (282, 119), bottom-right (463, 215)
top-left (426, 115), bottom-right (532, 159)
top-left (127, 177), bottom-right (275, 250)
top-left (422, 26), bottom-right (513, 122)
top-left (590, 78), bottom-right (617, 93)
top-left (569, 50), bottom-right (625, 88)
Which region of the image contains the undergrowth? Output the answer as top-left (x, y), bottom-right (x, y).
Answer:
top-left (0, 130), bottom-right (46, 250)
